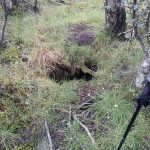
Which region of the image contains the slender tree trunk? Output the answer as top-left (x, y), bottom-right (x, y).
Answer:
top-left (0, 13), bottom-right (8, 47)
top-left (11, 0), bottom-right (19, 7)
top-left (145, 2), bottom-right (150, 45)
top-left (34, 0), bottom-right (38, 13)
top-left (104, 0), bottom-right (126, 37)
top-left (0, 0), bottom-right (8, 49)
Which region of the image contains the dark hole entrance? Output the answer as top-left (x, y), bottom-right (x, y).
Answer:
top-left (48, 59), bottom-right (97, 83)
top-left (84, 59), bottom-right (98, 72)
top-left (74, 68), bottom-right (93, 81)
top-left (56, 68), bottom-right (93, 84)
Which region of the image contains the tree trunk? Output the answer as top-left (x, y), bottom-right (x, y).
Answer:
top-left (34, 0), bottom-right (38, 13)
top-left (104, 0), bottom-right (126, 37)
top-left (0, 13), bottom-right (8, 47)
top-left (0, 0), bottom-right (8, 49)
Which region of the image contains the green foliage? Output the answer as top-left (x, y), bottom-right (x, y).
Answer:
top-left (0, 0), bottom-right (149, 149)
top-left (65, 44), bottom-right (96, 66)
top-left (0, 46), bottom-right (19, 63)
top-left (10, 15), bottom-right (38, 45)
top-left (11, 7), bottom-right (25, 17)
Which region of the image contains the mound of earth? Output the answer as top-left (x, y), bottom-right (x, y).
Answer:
top-left (77, 84), bottom-right (97, 110)
top-left (68, 23), bottom-right (95, 46)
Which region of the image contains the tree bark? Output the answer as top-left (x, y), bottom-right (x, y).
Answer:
top-left (34, 0), bottom-right (38, 13)
top-left (145, 2), bottom-right (150, 45)
top-left (0, 14), bottom-right (8, 47)
top-left (0, 0), bottom-right (8, 49)
top-left (104, 0), bottom-right (126, 37)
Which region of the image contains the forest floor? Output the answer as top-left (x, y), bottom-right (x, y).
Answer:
top-left (0, 0), bottom-right (150, 150)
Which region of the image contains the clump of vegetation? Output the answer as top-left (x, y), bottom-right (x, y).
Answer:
top-left (0, 46), bottom-right (19, 63)
top-left (0, 78), bottom-right (39, 149)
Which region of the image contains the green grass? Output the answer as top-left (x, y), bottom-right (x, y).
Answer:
top-left (0, 0), bottom-right (150, 149)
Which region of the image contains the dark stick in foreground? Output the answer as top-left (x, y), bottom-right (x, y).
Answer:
top-left (117, 73), bottom-right (150, 150)
top-left (117, 105), bottom-right (142, 150)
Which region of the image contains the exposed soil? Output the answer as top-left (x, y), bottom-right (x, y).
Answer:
top-left (76, 84), bottom-right (97, 110)
top-left (18, 51), bottom-right (29, 62)
top-left (19, 117), bottom-right (39, 144)
top-left (68, 23), bottom-right (95, 46)
top-left (84, 59), bottom-right (98, 72)
top-left (74, 67), bottom-right (93, 81)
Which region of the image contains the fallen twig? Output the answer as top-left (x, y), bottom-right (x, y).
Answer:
top-left (73, 115), bottom-right (98, 149)
top-left (67, 106), bottom-right (86, 150)
top-left (44, 119), bottom-right (54, 150)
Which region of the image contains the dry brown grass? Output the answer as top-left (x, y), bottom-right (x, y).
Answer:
top-left (33, 49), bottom-right (75, 81)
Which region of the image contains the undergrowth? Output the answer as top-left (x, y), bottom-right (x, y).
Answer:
top-left (0, 0), bottom-right (150, 150)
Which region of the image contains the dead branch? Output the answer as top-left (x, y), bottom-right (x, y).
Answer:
top-left (67, 106), bottom-right (86, 150)
top-left (73, 115), bottom-right (98, 149)
top-left (44, 119), bottom-right (54, 150)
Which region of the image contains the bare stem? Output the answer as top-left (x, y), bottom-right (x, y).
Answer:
top-left (44, 119), bottom-right (54, 150)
